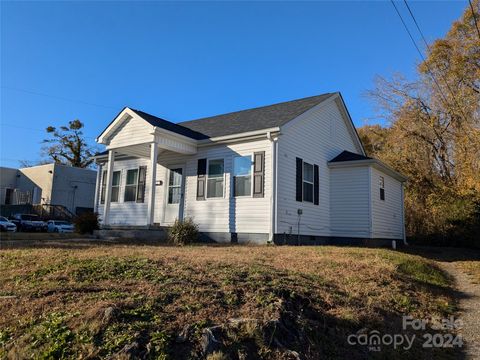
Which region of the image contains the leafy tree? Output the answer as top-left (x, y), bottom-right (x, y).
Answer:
top-left (42, 119), bottom-right (96, 168)
top-left (362, 1), bottom-right (480, 247)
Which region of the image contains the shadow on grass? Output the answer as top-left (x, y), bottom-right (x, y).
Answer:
top-left (399, 245), bottom-right (480, 263)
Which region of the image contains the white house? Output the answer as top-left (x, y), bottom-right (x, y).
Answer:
top-left (93, 93), bottom-right (407, 246)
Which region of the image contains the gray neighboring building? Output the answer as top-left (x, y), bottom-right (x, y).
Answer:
top-left (0, 163), bottom-right (96, 214)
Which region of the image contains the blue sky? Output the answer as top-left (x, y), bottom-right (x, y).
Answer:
top-left (0, 1), bottom-right (467, 167)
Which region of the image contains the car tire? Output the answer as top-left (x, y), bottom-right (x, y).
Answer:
top-left (54, 228), bottom-right (59, 233)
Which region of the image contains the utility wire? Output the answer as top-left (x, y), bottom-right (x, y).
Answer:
top-left (469, 0), bottom-right (480, 40)
top-left (1, 86), bottom-right (118, 110)
top-left (0, 123), bottom-right (97, 139)
top-left (390, 0), bottom-right (451, 109)
top-left (403, 0), bottom-right (471, 124)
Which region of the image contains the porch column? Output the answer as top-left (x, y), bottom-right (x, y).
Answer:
top-left (93, 163), bottom-right (102, 213)
top-left (147, 142), bottom-right (158, 226)
top-left (103, 150), bottom-right (115, 225)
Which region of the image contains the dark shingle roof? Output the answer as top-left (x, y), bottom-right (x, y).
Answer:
top-left (128, 93), bottom-right (335, 140)
top-left (329, 150), bottom-right (371, 162)
top-left (177, 93), bottom-right (334, 138)
top-left (130, 109), bottom-right (208, 140)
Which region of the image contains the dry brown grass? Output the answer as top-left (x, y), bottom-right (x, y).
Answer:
top-left (455, 261), bottom-right (480, 284)
top-left (0, 243), bottom-right (458, 359)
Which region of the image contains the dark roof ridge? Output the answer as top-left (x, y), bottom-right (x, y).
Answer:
top-left (178, 93), bottom-right (335, 126)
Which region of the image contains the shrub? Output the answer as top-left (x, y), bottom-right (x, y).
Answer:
top-left (168, 218), bottom-right (198, 246)
top-left (73, 212), bottom-right (100, 234)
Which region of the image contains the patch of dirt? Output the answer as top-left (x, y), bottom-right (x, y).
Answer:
top-left (439, 262), bottom-right (480, 359)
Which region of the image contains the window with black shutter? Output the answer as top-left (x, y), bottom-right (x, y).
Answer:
top-left (296, 158), bottom-right (319, 205)
top-left (197, 159), bottom-right (207, 200)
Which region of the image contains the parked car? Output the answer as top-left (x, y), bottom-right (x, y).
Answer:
top-left (47, 220), bottom-right (74, 233)
top-left (0, 216), bottom-right (17, 232)
top-left (10, 214), bottom-right (47, 232)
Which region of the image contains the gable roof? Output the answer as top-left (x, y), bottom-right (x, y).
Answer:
top-left (328, 150), bottom-right (407, 182)
top-left (329, 150), bottom-right (372, 162)
top-left (175, 93), bottom-right (334, 138)
top-left (129, 109), bottom-right (208, 140)
top-left (97, 92), bottom-right (365, 154)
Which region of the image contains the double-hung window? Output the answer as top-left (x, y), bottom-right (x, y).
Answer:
top-left (302, 162), bottom-right (314, 203)
top-left (101, 170), bottom-right (120, 203)
top-left (124, 169), bottom-right (139, 202)
top-left (110, 171), bottom-right (121, 202)
top-left (233, 155), bottom-right (252, 197)
top-left (379, 176), bottom-right (385, 200)
top-left (207, 159), bottom-right (224, 198)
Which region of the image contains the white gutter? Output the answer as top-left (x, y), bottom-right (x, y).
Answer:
top-left (197, 127), bottom-right (281, 146)
top-left (267, 131), bottom-right (278, 243)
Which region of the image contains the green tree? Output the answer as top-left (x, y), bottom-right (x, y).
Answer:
top-left (43, 119), bottom-right (96, 168)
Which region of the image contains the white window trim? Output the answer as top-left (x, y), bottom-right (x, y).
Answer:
top-left (110, 170), bottom-right (121, 203)
top-left (379, 175), bottom-right (385, 201)
top-left (302, 161), bottom-right (314, 203)
top-left (232, 154), bottom-right (254, 198)
top-left (166, 167), bottom-right (183, 205)
top-left (206, 158), bottom-right (225, 199)
top-left (124, 168), bottom-right (140, 202)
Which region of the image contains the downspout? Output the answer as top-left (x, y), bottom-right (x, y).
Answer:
top-left (267, 132), bottom-right (278, 243)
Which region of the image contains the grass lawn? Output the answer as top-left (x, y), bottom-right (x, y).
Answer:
top-left (0, 244), bottom-right (459, 359)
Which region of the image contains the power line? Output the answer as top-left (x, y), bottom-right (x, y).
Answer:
top-left (0, 123), bottom-right (97, 139)
top-left (1, 86), bottom-right (118, 110)
top-left (403, 0), bottom-right (471, 124)
top-left (390, 0), bottom-right (451, 108)
top-left (469, 0), bottom-right (480, 40)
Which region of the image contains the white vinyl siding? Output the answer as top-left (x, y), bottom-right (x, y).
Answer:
top-left (107, 116), bottom-right (154, 148)
top-left (97, 158), bottom-right (150, 226)
top-left (98, 139), bottom-right (271, 233)
top-left (329, 166), bottom-right (370, 238)
top-left (276, 99), bottom-right (360, 236)
top-left (183, 139), bottom-right (271, 234)
top-left (371, 167), bottom-right (403, 239)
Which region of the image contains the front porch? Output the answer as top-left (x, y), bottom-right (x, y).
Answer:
top-left (94, 107), bottom-right (199, 227)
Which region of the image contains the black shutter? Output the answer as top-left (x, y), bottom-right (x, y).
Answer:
top-left (136, 166), bottom-right (147, 203)
top-left (253, 152), bottom-right (265, 198)
top-left (314, 164), bottom-right (319, 205)
top-left (296, 157), bottom-right (303, 202)
top-left (197, 158), bottom-right (207, 200)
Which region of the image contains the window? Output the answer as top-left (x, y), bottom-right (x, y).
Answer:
top-left (124, 169), bottom-right (139, 202)
top-left (100, 171), bottom-right (107, 204)
top-left (136, 166), bottom-right (147, 203)
top-left (233, 155), bottom-right (252, 197)
top-left (379, 176), bottom-right (385, 201)
top-left (101, 171), bottom-right (121, 203)
top-left (111, 171), bottom-right (121, 202)
top-left (303, 162), bottom-right (314, 203)
top-left (207, 159), bottom-right (224, 198)
top-left (168, 168), bottom-right (183, 204)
